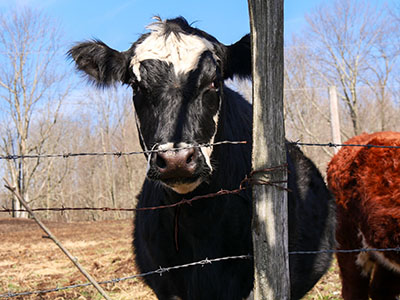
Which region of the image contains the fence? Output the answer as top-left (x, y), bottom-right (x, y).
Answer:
top-left (1, 140), bottom-right (400, 298)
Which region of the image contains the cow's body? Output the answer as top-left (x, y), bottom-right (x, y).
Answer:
top-left (134, 88), bottom-right (335, 300)
top-left (69, 17), bottom-right (336, 300)
top-left (327, 131), bottom-right (400, 300)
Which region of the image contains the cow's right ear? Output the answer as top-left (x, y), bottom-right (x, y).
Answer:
top-left (68, 40), bottom-right (132, 87)
top-left (223, 34), bottom-right (251, 80)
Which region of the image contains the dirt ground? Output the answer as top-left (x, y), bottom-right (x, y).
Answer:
top-left (0, 218), bottom-right (341, 299)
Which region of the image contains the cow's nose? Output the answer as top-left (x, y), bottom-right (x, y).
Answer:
top-left (153, 147), bottom-right (198, 179)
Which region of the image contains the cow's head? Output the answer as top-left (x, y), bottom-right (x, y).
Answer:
top-left (69, 17), bottom-right (250, 194)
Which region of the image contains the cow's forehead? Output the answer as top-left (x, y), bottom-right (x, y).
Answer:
top-left (130, 21), bottom-right (216, 81)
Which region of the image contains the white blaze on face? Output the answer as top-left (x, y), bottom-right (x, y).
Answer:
top-left (130, 20), bottom-right (216, 81)
top-left (200, 110), bottom-right (219, 170)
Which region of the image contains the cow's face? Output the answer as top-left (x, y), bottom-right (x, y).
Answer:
top-left (69, 17), bottom-right (250, 194)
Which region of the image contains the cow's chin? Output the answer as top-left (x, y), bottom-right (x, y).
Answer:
top-left (166, 178), bottom-right (203, 194)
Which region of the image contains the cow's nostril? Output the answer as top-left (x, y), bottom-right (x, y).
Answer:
top-left (156, 154), bottom-right (167, 169)
top-left (186, 153), bottom-right (194, 164)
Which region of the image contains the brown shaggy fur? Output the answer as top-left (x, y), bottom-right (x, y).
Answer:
top-left (327, 131), bottom-right (400, 300)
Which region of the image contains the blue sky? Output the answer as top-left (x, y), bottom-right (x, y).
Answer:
top-left (1, 0), bottom-right (396, 52)
top-left (0, 0), bottom-right (338, 51)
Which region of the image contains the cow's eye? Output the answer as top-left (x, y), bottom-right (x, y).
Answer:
top-left (209, 80), bottom-right (220, 92)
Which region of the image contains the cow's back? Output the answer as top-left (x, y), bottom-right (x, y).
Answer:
top-left (327, 131), bottom-right (400, 266)
top-left (287, 144), bottom-right (336, 299)
top-left (327, 131), bottom-right (400, 300)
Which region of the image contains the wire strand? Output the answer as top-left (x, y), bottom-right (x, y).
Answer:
top-left (0, 141), bottom-right (247, 160)
top-left (0, 255), bottom-right (252, 298)
top-left (289, 141), bottom-right (400, 149)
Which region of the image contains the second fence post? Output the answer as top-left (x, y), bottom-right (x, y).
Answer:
top-left (248, 0), bottom-right (290, 299)
top-left (328, 85), bottom-right (341, 153)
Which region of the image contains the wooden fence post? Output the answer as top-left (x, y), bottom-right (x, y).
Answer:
top-left (248, 0), bottom-right (290, 299)
top-left (328, 86), bottom-right (341, 153)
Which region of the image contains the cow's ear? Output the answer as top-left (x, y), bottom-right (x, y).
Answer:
top-left (68, 40), bottom-right (132, 87)
top-left (223, 34), bottom-right (251, 80)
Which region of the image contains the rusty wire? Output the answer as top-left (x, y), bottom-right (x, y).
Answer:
top-left (0, 165), bottom-right (289, 214)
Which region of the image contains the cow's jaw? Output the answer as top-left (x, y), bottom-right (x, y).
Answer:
top-left (169, 178), bottom-right (203, 194)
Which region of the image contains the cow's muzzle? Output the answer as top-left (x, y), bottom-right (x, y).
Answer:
top-left (147, 144), bottom-right (211, 194)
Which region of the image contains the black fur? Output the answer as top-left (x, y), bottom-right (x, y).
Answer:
top-left (69, 17), bottom-right (336, 300)
top-left (68, 40), bottom-right (132, 87)
top-left (224, 34), bottom-right (251, 79)
top-left (134, 87), bottom-right (336, 300)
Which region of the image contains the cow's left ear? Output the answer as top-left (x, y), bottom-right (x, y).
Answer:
top-left (223, 34), bottom-right (251, 80)
top-left (68, 40), bottom-right (132, 87)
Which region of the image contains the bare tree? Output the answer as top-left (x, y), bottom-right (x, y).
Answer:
top-left (279, 0), bottom-right (400, 176)
top-left (304, 0), bottom-right (399, 136)
top-left (38, 86), bottom-right (147, 222)
top-left (0, 8), bottom-right (71, 217)
top-left (79, 86), bottom-right (146, 220)
top-left (284, 39), bottom-right (339, 172)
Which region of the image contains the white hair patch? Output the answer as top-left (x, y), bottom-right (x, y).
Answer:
top-left (131, 20), bottom-right (215, 81)
top-left (357, 231), bottom-right (400, 275)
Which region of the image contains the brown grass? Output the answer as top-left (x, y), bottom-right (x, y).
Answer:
top-left (0, 218), bottom-right (342, 299)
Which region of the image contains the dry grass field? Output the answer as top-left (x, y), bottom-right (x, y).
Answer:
top-left (0, 218), bottom-right (342, 299)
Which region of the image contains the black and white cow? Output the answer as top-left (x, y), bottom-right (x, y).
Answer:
top-left (69, 17), bottom-right (336, 300)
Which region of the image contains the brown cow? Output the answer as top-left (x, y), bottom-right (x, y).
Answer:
top-left (327, 131), bottom-right (400, 300)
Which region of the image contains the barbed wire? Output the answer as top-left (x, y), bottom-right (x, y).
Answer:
top-left (0, 189), bottom-right (244, 214)
top-left (283, 85), bottom-right (400, 91)
top-left (289, 247), bottom-right (400, 255)
top-left (289, 141), bottom-right (400, 150)
top-left (0, 254), bottom-right (252, 299)
top-left (0, 165), bottom-right (288, 214)
top-left (2, 139), bottom-right (400, 298)
top-left (2, 246), bottom-right (400, 298)
top-left (0, 141), bottom-right (246, 160)
top-left (2, 140), bottom-right (400, 161)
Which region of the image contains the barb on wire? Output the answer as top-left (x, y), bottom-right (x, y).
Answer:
top-left (0, 254), bottom-right (252, 298)
top-left (289, 141), bottom-right (400, 150)
top-left (0, 141), bottom-right (247, 160)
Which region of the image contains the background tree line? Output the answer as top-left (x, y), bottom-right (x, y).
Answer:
top-left (0, 0), bottom-right (399, 221)
top-left (284, 0), bottom-right (400, 171)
